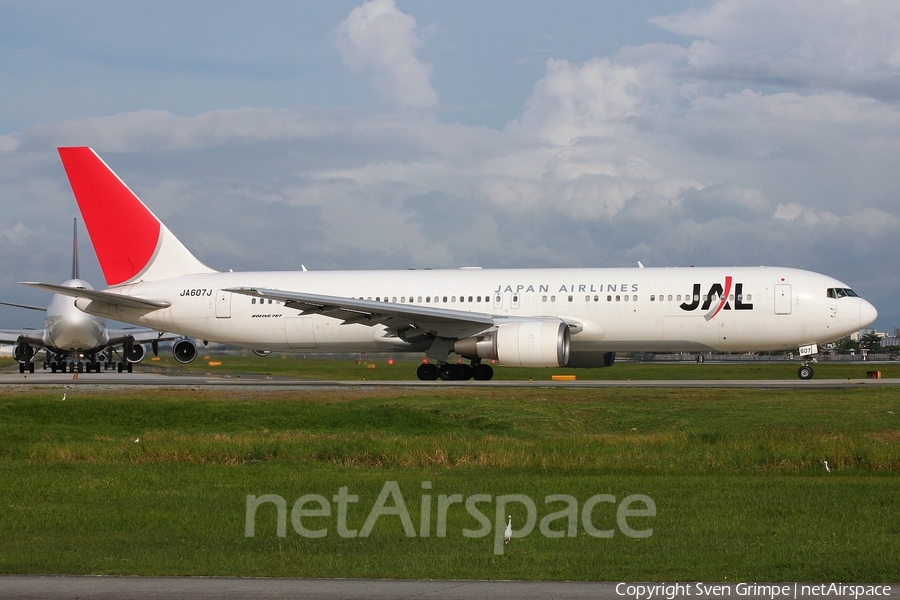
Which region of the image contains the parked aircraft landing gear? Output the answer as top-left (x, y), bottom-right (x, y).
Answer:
top-left (416, 361), bottom-right (494, 381)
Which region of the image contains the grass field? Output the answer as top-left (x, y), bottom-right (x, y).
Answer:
top-left (1, 382), bottom-right (898, 581)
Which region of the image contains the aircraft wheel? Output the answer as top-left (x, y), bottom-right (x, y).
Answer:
top-left (438, 363), bottom-right (455, 381)
top-left (28, 362), bottom-right (35, 373)
top-left (472, 363), bottom-right (494, 381)
top-left (798, 365), bottom-right (814, 380)
top-left (50, 363), bottom-right (57, 373)
top-left (94, 362), bottom-right (101, 373)
top-left (60, 363), bottom-right (67, 373)
top-left (458, 364), bottom-right (473, 380)
top-left (117, 362), bottom-right (124, 373)
top-left (127, 362), bottom-right (133, 373)
top-left (19, 363), bottom-right (25, 374)
top-left (417, 363), bottom-right (439, 381)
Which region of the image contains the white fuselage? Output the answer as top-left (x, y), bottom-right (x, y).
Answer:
top-left (76, 266), bottom-right (877, 356)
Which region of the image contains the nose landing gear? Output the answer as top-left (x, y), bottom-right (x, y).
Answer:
top-left (797, 344), bottom-right (818, 380)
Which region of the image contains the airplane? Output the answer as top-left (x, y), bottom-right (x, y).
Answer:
top-left (2, 218), bottom-right (196, 373)
top-left (23, 147), bottom-right (878, 381)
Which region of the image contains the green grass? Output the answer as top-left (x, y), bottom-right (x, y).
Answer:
top-left (1, 386), bottom-right (899, 580)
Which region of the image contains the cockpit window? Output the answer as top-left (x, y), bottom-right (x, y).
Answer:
top-left (827, 288), bottom-right (858, 299)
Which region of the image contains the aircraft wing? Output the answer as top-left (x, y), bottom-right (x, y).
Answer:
top-left (19, 283), bottom-right (171, 310)
top-left (106, 328), bottom-right (182, 346)
top-left (0, 329), bottom-right (45, 347)
top-left (0, 300), bottom-right (46, 312)
top-left (226, 287), bottom-right (497, 339)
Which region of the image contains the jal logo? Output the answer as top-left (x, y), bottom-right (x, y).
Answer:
top-left (679, 276), bottom-right (753, 321)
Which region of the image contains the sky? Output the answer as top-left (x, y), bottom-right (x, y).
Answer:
top-left (1, 0), bottom-right (899, 332)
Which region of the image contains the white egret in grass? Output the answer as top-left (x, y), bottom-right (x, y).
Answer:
top-left (61, 393), bottom-right (66, 401)
top-left (134, 437), bottom-right (140, 443)
top-left (823, 460), bottom-right (831, 472)
top-left (504, 516), bottom-right (512, 545)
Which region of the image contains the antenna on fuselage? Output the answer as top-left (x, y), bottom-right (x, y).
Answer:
top-left (72, 218), bottom-right (79, 280)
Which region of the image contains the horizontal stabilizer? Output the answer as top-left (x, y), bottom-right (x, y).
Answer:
top-left (19, 282), bottom-right (171, 310)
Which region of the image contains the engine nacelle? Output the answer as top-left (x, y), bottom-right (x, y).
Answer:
top-left (13, 342), bottom-right (34, 364)
top-left (565, 350), bottom-right (616, 368)
top-left (126, 343), bottom-right (146, 364)
top-left (252, 350), bottom-right (272, 357)
top-left (173, 338), bottom-right (198, 364)
top-left (454, 320), bottom-right (570, 367)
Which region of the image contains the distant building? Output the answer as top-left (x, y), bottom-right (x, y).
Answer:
top-left (881, 336), bottom-right (900, 349)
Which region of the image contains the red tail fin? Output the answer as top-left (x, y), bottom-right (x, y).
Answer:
top-left (58, 147), bottom-right (214, 286)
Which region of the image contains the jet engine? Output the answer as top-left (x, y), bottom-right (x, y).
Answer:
top-left (454, 320), bottom-right (570, 367)
top-left (173, 338), bottom-right (198, 364)
top-left (252, 350), bottom-right (272, 357)
top-left (125, 343), bottom-right (146, 364)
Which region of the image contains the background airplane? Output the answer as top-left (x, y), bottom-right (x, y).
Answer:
top-left (29, 147), bottom-right (878, 381)
top-left (1, 219), bottom-right (195, 373)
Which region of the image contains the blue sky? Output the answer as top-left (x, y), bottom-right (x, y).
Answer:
top-left (1, 0), bottom-right (899, 331)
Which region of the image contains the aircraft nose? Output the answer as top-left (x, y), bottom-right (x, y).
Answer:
top-left (860, 299), bottom-right (878, 329)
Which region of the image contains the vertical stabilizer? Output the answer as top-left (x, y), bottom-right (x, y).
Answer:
top-left (58, 147), bottom-right (217, 286)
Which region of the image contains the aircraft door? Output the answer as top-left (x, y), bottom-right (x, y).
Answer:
top-left (216, 290), bottom-right (232, 318)
top-left (774, 284), bottom-right (792, 315)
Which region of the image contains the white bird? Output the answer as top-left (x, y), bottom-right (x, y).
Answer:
top-left (504, 516), bottom-right (512, 545)
top-left (134, 437), bottom-right (140, 443)
top-left (823, 460), bottom-right (831, 472)
top-left (61, 393), bottom-right (66, 401)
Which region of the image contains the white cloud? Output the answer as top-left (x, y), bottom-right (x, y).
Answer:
top-left (652, 0), bottom-right (900, 100)
top-left (333, 0), bottom-right (438, 108)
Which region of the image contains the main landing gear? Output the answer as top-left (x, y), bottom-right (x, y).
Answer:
top-left (416, 360), bottom-right (494, 381)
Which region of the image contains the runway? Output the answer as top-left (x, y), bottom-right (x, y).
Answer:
top-left (1, 369), bottom-right (898, 388)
